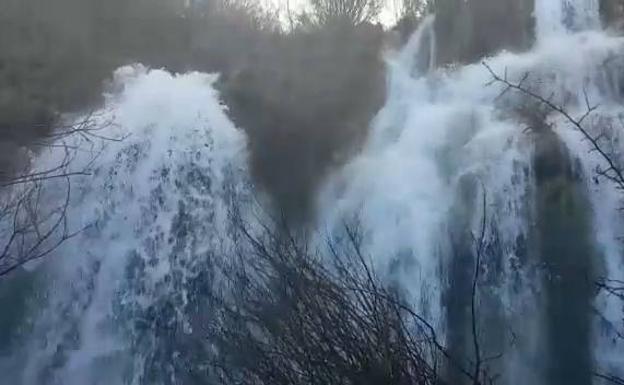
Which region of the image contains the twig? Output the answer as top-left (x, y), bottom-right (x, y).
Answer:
top-left (483, 62), bottom-right (624, 191)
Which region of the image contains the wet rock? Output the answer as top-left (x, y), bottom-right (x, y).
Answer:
top-left (533, 130), bottom-right (595, 385)
top-left (434, 0), bottom-right (535, 65)
top-left (600, 0), bottom-right (624, 30)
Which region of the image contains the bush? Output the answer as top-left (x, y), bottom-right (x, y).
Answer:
top-left (208, 215), bottom-right (448, 385)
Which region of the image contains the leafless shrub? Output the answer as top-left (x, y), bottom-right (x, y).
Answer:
top-left (206, 204), bottom-right (490, 385)
top-left (0, 113), bottom-right (122, 277)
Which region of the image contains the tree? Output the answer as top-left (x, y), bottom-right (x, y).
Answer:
top-left (309, 0), bottom-right (383, 25)
top-left (206, 205), bottom-right (489, 384)
top-left (392, 0), bottom-right (430, 25)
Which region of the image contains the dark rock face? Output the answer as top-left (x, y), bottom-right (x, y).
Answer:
top-left (434, 0), bottom-right (535, 65)
top-left (600, 0), bottom-right (624, 30)
top-left (533, 130), bottom-right (595, 385)
top-left (443, 175), bottom-right (479, 385)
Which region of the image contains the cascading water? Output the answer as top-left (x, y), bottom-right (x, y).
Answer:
top-left (319, 0), bottom-right (624, 384)
top-left (535, 0), bottom-right (600, 36)
top-left (1, 0), bottom-right (624, 384)
top-left (0, 66), bottom-right (251, 384)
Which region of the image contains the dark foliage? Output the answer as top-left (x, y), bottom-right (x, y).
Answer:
top-left (219, 21), bottom-right (385, 221)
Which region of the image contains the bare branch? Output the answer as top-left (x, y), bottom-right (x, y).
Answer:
top-left (0, 115), bottom-right (123, 277)
top-left (209, 209), bottom-right (484, 385)
top-left (483, 62), bottom-right (624, 191)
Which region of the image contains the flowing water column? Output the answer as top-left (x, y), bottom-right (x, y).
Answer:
top-left (317, 19), bottom-right (458, 371)
top-left (548, 18), bottom-right (624, 383)
top-left (320, 15), bottom-right (538, 384)
top-left (531, 1), bottom-right (602, 384)
top-left (0, 66), bottom-right (251, 385)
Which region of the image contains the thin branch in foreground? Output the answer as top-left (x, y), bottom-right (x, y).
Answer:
top-left (0, 115), bottom-right (123, 276)
top-left (209, 209), bottom-right (486, 385)
top-left (470, 183), bottom-right (487, 385)
top-left (483, 62), bottom-right (624, 191)
top-left (594, 371), bottom-right (624, 385)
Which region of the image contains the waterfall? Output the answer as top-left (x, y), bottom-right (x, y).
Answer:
top-left (1, 0), bottom-right (624, 384)
top-left (319, 0), bottom-right (624, 383)
top-left (0, 65), bottom-right (251, 384)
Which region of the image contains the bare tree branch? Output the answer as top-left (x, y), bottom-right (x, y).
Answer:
top-left (208, 207), bottom-right (485, 385)
top-left (0, 115), bottom-right (123, 277)
top-left (470, 184), bottom-right (487, 385)
top-left (483, 62), bottom-right (624, 191)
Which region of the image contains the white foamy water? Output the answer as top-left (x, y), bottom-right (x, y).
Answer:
top-left (0, 65), bottom-right (250, 384)
top-left (535, 0), bottom-right (600, 38)
top-left (318, 0), bottom-right (624, 383)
